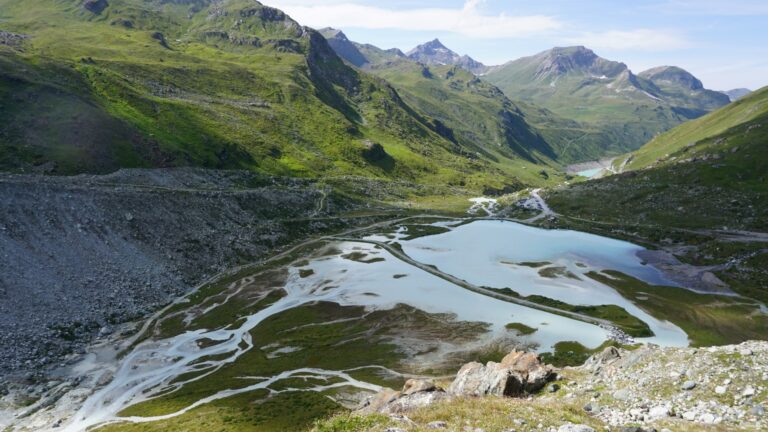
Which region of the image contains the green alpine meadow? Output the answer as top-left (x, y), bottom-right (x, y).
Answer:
top-left (0, 1), bottom-right (765, 432)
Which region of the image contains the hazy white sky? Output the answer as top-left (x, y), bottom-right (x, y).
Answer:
top-left (263, 0), bottom-right (768, 90)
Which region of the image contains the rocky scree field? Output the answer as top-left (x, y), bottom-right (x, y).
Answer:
top-left (0, 167), bottom-right (412, 381)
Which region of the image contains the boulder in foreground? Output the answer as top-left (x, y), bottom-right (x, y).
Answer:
top-left (359, 350), bottom-right (555, 413)
top-left (448, 351), bottom-right (555, 397)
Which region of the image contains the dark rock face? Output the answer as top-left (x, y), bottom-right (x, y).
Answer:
top-left (83, 0), bottom-right (108, 15)
top-left (110, 18), bottom-right (134, 28)
top-left (201, 31), bottom-right (262, 47)
top-left (321, 28), bottom-right (368, 68)
top-left (151, 32), bottom-right (169, 49)
top-left (266, 39), bottom-right (302, 53)
top-left (362, 141), bottom-right (389, 162)
top-left (0, 31), bottom-right (29, 47)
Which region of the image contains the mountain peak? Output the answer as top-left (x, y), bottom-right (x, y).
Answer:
top-left (317, 27), bottom-right (368, 67)
top-left (319, 27), bottom-right (349, 41)
top-left (639, 66), bottom-right (704, 90)
top-left (424, 38), bottom-right (447, 49)
top-left (406, 39), bottom-right (486, 74)
top-left (544, 46), bottom-right (598, 66)
top-left (408, 39), bottom-right (453, 57)
top-left (720, 88), bottom-right (752, 101)
top-left (531, 46), bottom-right (626, 79)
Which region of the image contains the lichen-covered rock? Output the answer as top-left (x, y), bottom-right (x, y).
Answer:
top-left (402, 379), bottom-right (437, 395)
top-left (359, 379), bottom-right (449, 414)
top-left (583, 346), bottom-right (621, 373)
top-left (359, 388), bottom-right (400, 413)
top-left (448, 351), bottom-right (555, 397)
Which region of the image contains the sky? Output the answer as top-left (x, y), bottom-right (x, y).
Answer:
top-left (262, 0), bottom-right (768, 90)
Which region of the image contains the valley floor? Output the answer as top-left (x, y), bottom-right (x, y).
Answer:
top-left (1, 171), bottom-right (766, 432)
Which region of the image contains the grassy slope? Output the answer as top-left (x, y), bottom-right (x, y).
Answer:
top-left (0, 0), bottom-right (554, 193)
top-left (361, 59), bottom-right (569, 187)
top-left (548, 86), bottom-right (768, 231)
top-left (619, 85), bottom-right (768, 170)
top-left (368, 61), bottom-right (555, 161)
top-left (546, 86), bottom-right (768, 309)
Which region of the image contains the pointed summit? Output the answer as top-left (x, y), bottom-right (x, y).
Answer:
top-left (319, 27), bottom-right (349, 42)
top-left (406, 39), bottom-right (486, 75)
top-left (318, 27), bottom-right (368, 67)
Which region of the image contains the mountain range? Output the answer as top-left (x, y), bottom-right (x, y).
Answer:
top-left (0, 1), bottom-right (753, 181)
top-left (320, 30), bottom-right (732, 163)
top-left (484, 46), bottom-right (730, 152)
top-left (0, 0), bottom-right (568, 192)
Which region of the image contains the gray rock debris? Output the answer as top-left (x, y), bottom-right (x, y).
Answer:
top-left (0, 168), bottom-right (365, 380)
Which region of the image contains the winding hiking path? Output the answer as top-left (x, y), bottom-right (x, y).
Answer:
top-left (522, 189), bottom-right (557, 223)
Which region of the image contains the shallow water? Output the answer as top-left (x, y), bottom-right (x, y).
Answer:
top-left (399, 220), bottom-right (689, 346)
top-left (298, 242), bottom-right (610, 352)
top-left (577, 167), bottom-right (603, 178)
top-left (62, 220), bottom-right (689, 430)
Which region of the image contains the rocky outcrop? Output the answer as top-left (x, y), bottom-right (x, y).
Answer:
top-left (362, 141), bottom-right (390, 163)
top-left (0, 31), bottom-right (29, 47)
top-left (582, 345), bottom-right (621, 374)
top-left (359, 379), bottom-right (450, 414)
top-left (351, 342), bottom-right (767, 431)
top-left (448, 351), bottom-right (555, 397)
top-left (361, 351), bottom-right (555, 414)
top-left (83, 0), bottom-right (108, 14)
top-left (150, 32), bottom-right (169, 49)
top-left (574, 342), bottom-right (768, 429)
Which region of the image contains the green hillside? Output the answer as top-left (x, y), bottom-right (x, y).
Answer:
top-left (485, 46), bottom-right (730, 156)
top-left (0, 0), bottom-right (558, 192)
top-left (548, 86), bottom-right (768, 231)
top-left (617, 86), bottom-right (768, 171)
